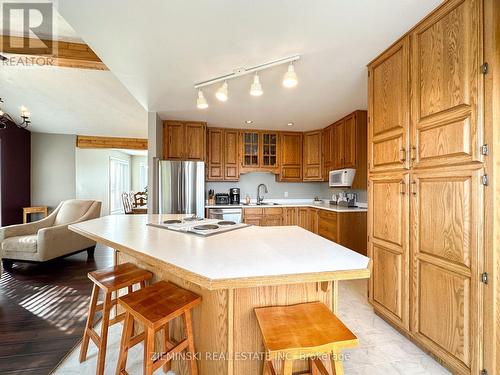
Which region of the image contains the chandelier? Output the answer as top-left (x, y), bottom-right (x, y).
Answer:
top-left (0, 98), bottom-right (31, 129)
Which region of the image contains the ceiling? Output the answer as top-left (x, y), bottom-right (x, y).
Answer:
top-left (0, 3), bottom-right (148, 137)
top-left (56, 0), bottom-right (443, 132)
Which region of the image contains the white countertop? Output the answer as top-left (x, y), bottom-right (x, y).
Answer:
top-left (70, 214), bottom-right (370, 289)
top-left (205, 200), bottom-right (367, 213)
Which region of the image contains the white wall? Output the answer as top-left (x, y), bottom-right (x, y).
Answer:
top-left (131, 155), bottom-right (148, 192)
top-left (31, 133), bottom-right (76, 211)
top-left (76, 148), bottom-right (131, 216)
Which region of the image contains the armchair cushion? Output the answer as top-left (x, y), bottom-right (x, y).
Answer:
top-left (2, 235), bottom-right (38, 253)
top-left (54, 200), bottom-right (94, 226)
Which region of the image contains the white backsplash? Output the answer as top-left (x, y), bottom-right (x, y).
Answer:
top-left (206, 172), bottom-right (367, 203)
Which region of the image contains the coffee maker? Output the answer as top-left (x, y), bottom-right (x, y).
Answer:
top-left (229, 188), bottom-right (240, 205)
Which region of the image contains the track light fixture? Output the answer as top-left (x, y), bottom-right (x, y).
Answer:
top-left (194, 55), bottom-right (300, 109)
top-left (216, 81), bottom-right (228, 102)
top-left (282, 62), bottom-right (298, 88)
top-left (250, 74), bottom-right (263, 96)
top-left (196, 90), bottom-right (208, 109)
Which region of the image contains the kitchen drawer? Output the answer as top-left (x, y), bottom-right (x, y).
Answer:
top-left (262, 215), bottom-right (283, 226)
top-left (243, 208), bottom-right (263, 215)
top-left (318, 210), bottom-right (337, 222)
top-left (262, 207), bottom-right (283, 215)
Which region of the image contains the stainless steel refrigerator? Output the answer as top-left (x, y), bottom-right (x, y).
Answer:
top-left (158, 160), bottom-right (205, 218)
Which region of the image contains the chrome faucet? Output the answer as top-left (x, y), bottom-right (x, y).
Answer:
top-left (257, 183), bottom-right (268, 205)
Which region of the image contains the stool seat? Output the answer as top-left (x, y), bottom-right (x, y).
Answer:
top-left (119, 280), bottom-right (201, 329)
top-left (255, 302), bottom-right (357, 358)
top-left (116, 280), bottom-right (201, 375)
top-left (255, 302), bottom-right (358, 375)
top-left (88, 262), bottom-right (152, 292)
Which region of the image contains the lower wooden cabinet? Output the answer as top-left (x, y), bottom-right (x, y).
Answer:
top-left (368, 172), bottom-right (410, 330)
top-left (318, 210), bottom-right (338, 242)
top-left (369, 165), bottom-right (484, 375)
top-left (283, 207), bottom-right (298, 225)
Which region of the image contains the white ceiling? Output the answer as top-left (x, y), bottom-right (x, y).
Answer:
top-left (0, 66), bottom-right (148, 137)
top-left (57, 0), bottom-right (442, 132)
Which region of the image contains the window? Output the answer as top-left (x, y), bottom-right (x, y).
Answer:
top-left (138, 162), bottom-right (148, 191)
top-left (109, 157), bottom-right (130, 214)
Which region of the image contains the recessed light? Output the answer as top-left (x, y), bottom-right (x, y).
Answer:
top-left (287, 122), bottom-right (294, 126)
top-left (245, 120), bottom-right (253, 124)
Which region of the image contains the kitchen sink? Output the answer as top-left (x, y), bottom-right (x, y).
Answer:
top-left (257, 202), bottom-right (281, 206)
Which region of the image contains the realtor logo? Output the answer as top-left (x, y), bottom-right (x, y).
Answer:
top-left (2, 2), bottom-right (53, 55)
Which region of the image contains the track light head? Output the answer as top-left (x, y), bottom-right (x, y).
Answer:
top-left (196, 90), bottom-right (208, 109)
top-left (250, 74), bottom-right (263, 96)
top-left (283, 63), bottom-right (298, 88)
top-left (215, 81), bottom-right (228, 102)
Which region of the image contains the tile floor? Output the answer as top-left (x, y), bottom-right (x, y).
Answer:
top-left (54, 280), bottom-right (450, 374)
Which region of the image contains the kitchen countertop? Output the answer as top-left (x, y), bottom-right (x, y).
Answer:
top-left (70, 214), bottom-right (370, 290)
top-left (205, 200), bottom-right (368, 213)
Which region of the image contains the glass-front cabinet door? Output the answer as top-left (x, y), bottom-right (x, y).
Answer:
top-left (242, 132), bottom-right (259, 168)
top-left (262, 132), bottom-right (278, 169)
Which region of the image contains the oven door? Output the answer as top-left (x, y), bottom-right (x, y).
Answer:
top-left (208, 208), bottom-right (242, 223)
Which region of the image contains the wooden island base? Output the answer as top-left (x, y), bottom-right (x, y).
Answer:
top-left (117, 251), bottom-right (338, 375)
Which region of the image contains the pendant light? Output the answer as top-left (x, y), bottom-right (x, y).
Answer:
top-left (215, 81), bottom-right (228, 102)
top-left (282, 62), bottom-right (298, 88)
top-left (250, 74), bottom-right (263, 96)
top-left (196, 89), bottom-right (208, 109)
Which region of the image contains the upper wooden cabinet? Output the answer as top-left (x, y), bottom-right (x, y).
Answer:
top-left (329, 111), bottom-right (368, 189)
top-left (278, 132), bottom-right (303, 181)
top-left (303, 131), bottom-right (323, 181)
top-left (322, 125), bottom-right (333, 181)
top-left (207, 128), bottom-right (240, 181)
top-left (163, 121), bottom-right (206, 161)
top-left (240, 131), bottom-right (279, 173)
top-left (410, 0), bottom-right (482, 169)
top-left (368, 37), bottom-right (410, 172)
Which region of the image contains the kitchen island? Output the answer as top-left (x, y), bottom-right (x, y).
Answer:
top-left (70, 214), bottom-right (370, 374)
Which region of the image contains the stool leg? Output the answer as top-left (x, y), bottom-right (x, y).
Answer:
top-left (116, 312), bottom-right (134, 375)
top-left (144, 326), bottom-right (155, 375)
top-left (182, 310), bottom-right (198, 375)
top-left (128, 285), bottom-right (133, 294)
top-left (282, 359), bottom-right (293, 375)
top-left (96, 291), bottom-right (112, 375)
top-left (330, 350), bottom-right (344, 375)
top-left (79, 284), bottom-right (99, 362)
top-left (140, 280), bottom-right (146, 289)
top-left (163, 322), bottom-right (171, 372)
top-left (262, 359), bottom-right (276, 375)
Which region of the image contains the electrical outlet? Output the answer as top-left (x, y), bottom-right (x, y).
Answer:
top-left (284, 191), bottom-right (288, 198)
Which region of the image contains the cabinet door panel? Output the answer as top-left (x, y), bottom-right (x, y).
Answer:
top-left (283, 207), bottom-right (297, 225)
top-left (411, 0), bottom-right (482, 168)
top-left (410, 165), bottom-right (482, 374)
top-left (368, 172), bottom-right (409, 330)
top-left (344, 114), bottom-right (356, 168)
top-left (164, 122), bottom-right (184, 159)
top-left (303, 131), bottom-right (322, 181)
top-left (224, 130), bottom-right (239, 180)
top-left (207, 129), bottom-right (223, 180)
top-left (333, 120), bottom-right (345, 169)
top-left (368, 38), bottom-right (410, 172)
top-left (185, 123), bottom-right (206, 160)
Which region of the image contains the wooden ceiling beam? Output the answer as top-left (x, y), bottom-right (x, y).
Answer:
top-left (76, 136), bottom-right (148, 150)
top-left (0, 36), bottom-right (108, 70)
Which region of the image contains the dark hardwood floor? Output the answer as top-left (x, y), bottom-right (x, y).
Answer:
top-left (0, 245), bottom-right (113, 375)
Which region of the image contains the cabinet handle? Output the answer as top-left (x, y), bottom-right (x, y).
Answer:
top-left (399, 148), bottom-right (406, 162)
top-left (400, 180), bottom-right (406, 195)
top-left (410, 146), bottom-right (417, 161)
top-left (411, 181), bottom-right (417, 195)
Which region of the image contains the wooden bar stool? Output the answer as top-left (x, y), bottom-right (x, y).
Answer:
top-left (80, 262), bottom-right (153, 375)
top-left (255, 302), bottom-right (358, 375)
top-left (116, 280), bottom-right (201, 375)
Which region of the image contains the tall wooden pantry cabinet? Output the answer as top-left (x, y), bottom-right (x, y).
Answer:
top-left (367, 0), bottom-right (498, 374)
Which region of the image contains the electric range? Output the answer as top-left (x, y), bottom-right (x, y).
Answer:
top-left (147, 216), bottom-right (249, 236)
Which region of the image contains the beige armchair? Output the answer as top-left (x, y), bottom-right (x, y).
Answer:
top-left (0, 200), bottom-right (101, 269)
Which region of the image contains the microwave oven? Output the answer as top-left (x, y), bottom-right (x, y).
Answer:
top-left (329, 168), bottom-right (356, 187)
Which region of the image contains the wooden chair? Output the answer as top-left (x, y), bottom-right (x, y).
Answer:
top-left (80, 263), bottom-right (153, 375)
top-left (254, 302), bottom-right (358, 375)
top-left (116, 280), bottom-right (201, 375)
top-left (121, 192), bottom-right (133, 214)
top-left (133, 191), bottom-right (147, 208)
